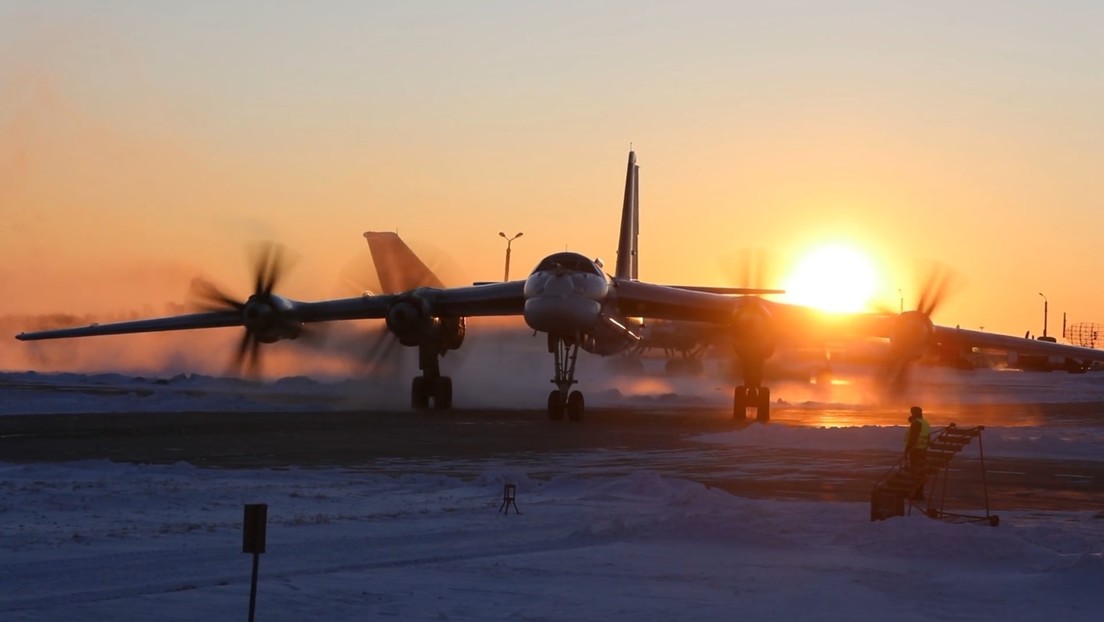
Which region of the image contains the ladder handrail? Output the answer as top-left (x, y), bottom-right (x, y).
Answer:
top-left (874, 423), bottom-right (980, 488)
top-left (870, 422), bottom-right (995, 525)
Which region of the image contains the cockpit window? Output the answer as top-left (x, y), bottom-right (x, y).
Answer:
top-left (531, 252), bottom-right (603, 277)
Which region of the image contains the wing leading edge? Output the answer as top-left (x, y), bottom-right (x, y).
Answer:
top-left (16, 281), bottom-right (528, 343)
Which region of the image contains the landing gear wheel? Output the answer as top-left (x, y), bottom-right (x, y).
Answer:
top-left (547, 390), bottom-right (564, 421)
top-left (433, 376), bottom-right (453, 410)
top-left (411, 377), bottom-right (429, 410)
top-left (755, 387), bottom-right (771, 423)
top-left (733, 385), bottom-right (747, 421)
top-left (566, 390), bottom-right (585, 422)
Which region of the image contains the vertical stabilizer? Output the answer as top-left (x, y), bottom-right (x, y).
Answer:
top-left (615, 150), bottom-right (640, 281)
top-left (363, 231), bottom-right (446, 292)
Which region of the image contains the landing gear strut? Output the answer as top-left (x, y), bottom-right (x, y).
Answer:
top-left (732, 385), bottom-right (770, 423)
top-left (410, 342), bottom-right (452, 410)
top-left (547, 334), bottom-right (584, 422)
top-left (733, 357), bottom-right (770, 423)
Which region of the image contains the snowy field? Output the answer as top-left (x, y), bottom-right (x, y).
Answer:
top-left (1, 369), bottom-right (1103, 621)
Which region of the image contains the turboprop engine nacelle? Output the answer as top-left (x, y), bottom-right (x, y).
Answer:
top-left (438, 316), bottom-right (466, 351)
top-left (888, 310), bottom-right (935, 361)
top-left (730, 298), bottom-right (776, 360)
top-left (385, 295), bottom-right (467, 350)
top-left (386, 295), bottom-right (433, 347)
top-left (242, 294), bottom-right (302, 343)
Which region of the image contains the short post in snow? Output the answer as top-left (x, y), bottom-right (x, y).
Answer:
top-left (242, 503), bottom-right (268, 622)
top-left (499, 483), bottom-right (520, 514)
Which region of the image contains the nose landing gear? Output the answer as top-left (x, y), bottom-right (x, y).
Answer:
top-left (547, 334), bottom-right (584, 422)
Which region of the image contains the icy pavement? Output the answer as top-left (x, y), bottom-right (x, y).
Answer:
top-left (0, 461), bottom-right (1101, 621)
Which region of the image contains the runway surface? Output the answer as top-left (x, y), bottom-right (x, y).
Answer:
top-left (2, 403), bottom-right (1100, 514)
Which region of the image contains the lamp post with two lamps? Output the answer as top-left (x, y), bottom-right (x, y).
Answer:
top-left (499, 231), bottom-right (523, 282)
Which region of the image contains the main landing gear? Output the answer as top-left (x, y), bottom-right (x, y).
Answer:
top-left (547, 334), bottom-right (584, 422)
top-left (410, 342), bottom-right (452, 410)
top-left (733, 385), bottom-right (770, 423)
top-left (733, 357), bottom-right (771, 423)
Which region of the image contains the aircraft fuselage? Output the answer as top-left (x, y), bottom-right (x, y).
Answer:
top-left (522, 252), bottom-right (626, 353)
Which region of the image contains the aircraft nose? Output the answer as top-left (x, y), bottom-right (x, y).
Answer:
top-left (523, 274), bottom-right (600, 333)
top-left (524, 296), bottom-right (601, 333)
top-left (539, 273), bottom-right (576, 296)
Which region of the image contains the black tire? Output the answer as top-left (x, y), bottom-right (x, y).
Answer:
top-left (547, 390), bottom-right (564, 421)
top-left (433, 376), bottom-right (453, 410)
top-left (756, 387), bottom-right (771, 423)
top-left (733, 385), bottom-right (747, 420)
top-left (411, 377), bottom-right (429, 410)
top-left (567, 390), bottom-right (585, 422)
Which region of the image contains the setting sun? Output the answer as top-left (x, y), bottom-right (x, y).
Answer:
top-left (782, 244), bottom-right (879, 313)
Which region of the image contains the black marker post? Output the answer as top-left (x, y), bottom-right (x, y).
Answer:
top-left (242, 503), bottom-right (268, 622)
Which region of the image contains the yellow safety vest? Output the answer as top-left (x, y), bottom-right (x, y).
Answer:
top-left (904, 418), bottom-right (930, 450)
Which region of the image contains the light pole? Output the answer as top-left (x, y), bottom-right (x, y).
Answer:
top-left (499, 231), bottom-right (523, 282)
top-left (1038, 292), bottom-right (1048, 339)
top-left (897, 288), bottom-right (903, 314)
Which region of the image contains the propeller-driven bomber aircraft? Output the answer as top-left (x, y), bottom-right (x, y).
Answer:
top-left (18, 151), bottom-right (1104, 422)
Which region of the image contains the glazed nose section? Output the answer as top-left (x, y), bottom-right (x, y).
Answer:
top-left (523, 274), bottom-right (601, 333)
top-left (539, 273), bottom-right (576, 297)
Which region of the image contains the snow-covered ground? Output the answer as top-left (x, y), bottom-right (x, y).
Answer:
top-left (1, 369), bottom-right (1102, 620)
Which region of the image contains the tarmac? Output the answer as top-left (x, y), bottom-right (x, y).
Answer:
top-left (1, 403), bottom-right (1100, 513)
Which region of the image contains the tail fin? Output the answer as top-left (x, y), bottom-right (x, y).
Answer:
top-left (614, 150), bottom-right (639, 281)
top-left (363, 231), bottom-right (446, 292)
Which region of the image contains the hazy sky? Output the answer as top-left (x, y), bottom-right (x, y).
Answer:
top-left (3, 0), bottom-right (1103, 341)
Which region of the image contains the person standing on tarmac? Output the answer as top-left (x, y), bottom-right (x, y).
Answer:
top-left (904, 406), bottom-right (931, 501)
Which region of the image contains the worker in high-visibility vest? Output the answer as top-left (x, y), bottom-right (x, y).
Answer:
top-left (904, 406), bottom-right (931, 501)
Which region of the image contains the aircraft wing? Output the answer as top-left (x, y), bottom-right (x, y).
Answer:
top-left (16, 296), bottom-right (399, 341)
top-left (423, 281), bottom-right (526, 316)
top-left (769, 310), bottom-right (1104, 363)
top-left (613, 280), bottom-right (741, 323)
top-left (614, 280), bottom-right (883, 338)
top-left (16, 282), bottom-right (527, 342)
top-left (297, 281), bottom-right (526, 320)
top-left (16, 310), bottom-right (251, 341)
top-left (613, 281), bottom-right (1104, 367)
top-left (931, 325), bottom-right (1104, 362)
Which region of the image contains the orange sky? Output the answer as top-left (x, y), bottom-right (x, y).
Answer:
top-left (3, 1), bottom-right (1104, 374)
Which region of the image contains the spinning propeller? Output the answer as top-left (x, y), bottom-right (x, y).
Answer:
top-left (190, 242), bottom-right (306, 377)
top-left (880, 262), bottom-right (959, 394)
top-left (719, 247), bottom-right (780, 293)
top-left (335, 237), bottom-right (465, 375)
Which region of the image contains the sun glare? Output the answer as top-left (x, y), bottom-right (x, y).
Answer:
top-left (782, 244), bottom-right (879, 313)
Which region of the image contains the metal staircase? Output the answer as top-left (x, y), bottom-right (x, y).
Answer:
top-left (870, 424), bottom-right (999, 526)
